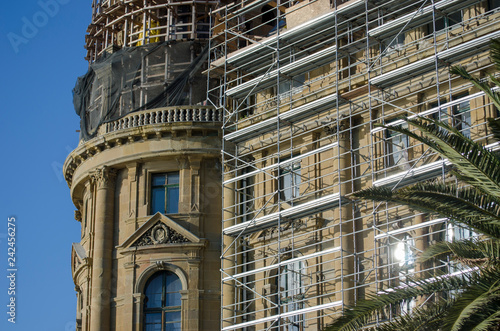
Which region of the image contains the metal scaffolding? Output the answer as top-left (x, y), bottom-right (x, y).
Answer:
top-left (86, 0), bottom-right (219, 62)
top-left (207, 0), bottom-right (500, 329)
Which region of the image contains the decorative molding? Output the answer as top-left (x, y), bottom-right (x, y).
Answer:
top-left (176, 156), bottom-right (189, 169)
top-left (75, 210), bottom-right (82, 223)
top-left (90, 166), bottom-right (117, 189)
top-left (133, 221), bottom-right (190, 247)
top-left (259, 218), bottom-right (306, 239)
top-left (74, 200), bottom-right (83, 222)
top-left (323, 116), bottom-right (349, 139)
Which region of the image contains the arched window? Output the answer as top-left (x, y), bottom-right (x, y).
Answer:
top-left (143, 271), bottom-right (182, 331)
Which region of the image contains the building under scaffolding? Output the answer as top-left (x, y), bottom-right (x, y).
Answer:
top-left (207, 0), bottom-right (500, 329)
top-left (65, 1), bottom-right (225, 330)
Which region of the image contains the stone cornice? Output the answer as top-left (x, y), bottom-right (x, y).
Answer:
top-left (63, 119), bottom-right (221, 188)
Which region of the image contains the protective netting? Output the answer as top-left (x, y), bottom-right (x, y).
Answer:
top-left (73, 41), bottom-right (209, 140)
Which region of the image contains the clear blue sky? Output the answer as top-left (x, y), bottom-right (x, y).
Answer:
top-left (0, 1), bottom-right (92, 330)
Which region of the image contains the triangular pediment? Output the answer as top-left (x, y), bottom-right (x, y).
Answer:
top-left (119, 212), bottom-right (201, 249)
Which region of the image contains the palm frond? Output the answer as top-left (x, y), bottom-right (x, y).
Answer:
top-left (325, 274), bottom-right (474, 331)
top-left (487, 118), bottom-right (500, 141)
top-left (442, 272), bottom-right (500, 331)
top-left (385, 117), bottom-right (500, 198)
top-left (352, 185), bottom-right (500, 239)
top-left (490, 38), bottom-right (500, 73)
top-left (374, 301), bottom-right (453, 331)
top-left (470, 309), bottom-right (500, 331)
top-left (449, 65), bottom-right (500, 110)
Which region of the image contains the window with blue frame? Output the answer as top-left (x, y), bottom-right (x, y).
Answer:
top-left (143, 271), bottom-right (182, 331)
top-left (151, 172), bottom-right (180, 214)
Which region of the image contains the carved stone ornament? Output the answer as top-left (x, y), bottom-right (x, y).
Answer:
top-left (90, 166), bottom-right (117, 189)
top-left (176, 156), bottom-right (189, 169)
top-left (74, 210), bottom-right (82, 222)
top-left (134, 221), bottom-right (190, 246)
top-left (259, 219), bottom-right (306, 238)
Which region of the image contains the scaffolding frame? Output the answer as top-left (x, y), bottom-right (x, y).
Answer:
top-left (86, 0), bottom-right (219, 62)
top-left (208, 0), bottom-right (500, 329)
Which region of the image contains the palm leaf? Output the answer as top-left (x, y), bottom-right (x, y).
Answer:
top-left (325, 274), bottom-right (474, 331)
top-left (441, 272), bottom-right (500, 331)
top-left (449, 65), bottom-right (500, 111)
top-left (374, 301), bottom-right (453, 331)
top-left (352, 185), bottom-right (500, 239)
top-left (384, 117), bottom-right (500, 198)
top-left (487, 118), bottom-right (500, 141)
top-left (489, 38), bottom-right (500, 72)
top-left (420, 238), bottom-right (500, 268)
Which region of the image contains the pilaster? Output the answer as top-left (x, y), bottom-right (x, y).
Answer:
top-left (89, 166), bottom-right (117, 331)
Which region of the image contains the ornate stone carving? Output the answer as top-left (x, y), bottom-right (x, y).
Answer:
top-left (324, 117), bottom-right (350, 139)
top-left (134, 221), bottom-right (190, 246)
top-left (259, 219), bottom-right (306, 238)
top-left (90, 166), bottom-right (117, 189)
top-left (75, 210), bottom-right (82, 223)
top-left (176, 156), bottom-right (189, 169)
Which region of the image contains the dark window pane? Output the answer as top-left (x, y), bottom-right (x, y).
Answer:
top-left (151, 187), bottom-right (165, 214)
top-left (145, 275), bottom-right (163, 308)
top-left (167, 172), bottom-right (179, 185)
top-left (165, 322), bottom-right (181, 331)
top-left (434, 17), bottom-right (445, 31)
top-left (165, 274), bottom-right (182, 292)
top-left (164, 311), bottom-right (181, 323)
top-left (152, 174), bottom-right (166, 186)
top-left (165, 292), bottom-right (182, 307)
top-left (145, 312), bottom-right (162, 331)
top-left (489, 0), bottom-right (500, 10)
top-left (151, 172), bottom-right (180, 215)
top-left (144, 271), bottom-right (182, 330)
top-left (166, 187), bottom-right (179, 214)
top-left (448, 11), bottom-right (462, 26)
top-left (165, 311), bottom-right (181, 331)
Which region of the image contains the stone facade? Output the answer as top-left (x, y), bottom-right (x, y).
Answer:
top-left (65, 1), bottom-right (223, 330)
top-left (65, 119), bottom-right (223, 330)
top-left (210, 0), bottom-right (500, 329)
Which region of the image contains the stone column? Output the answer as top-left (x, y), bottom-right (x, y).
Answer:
top-left (187, 259), bottom-right (201, 330)
top-left (334, 119), bottom-right (355, 306)
top-left (133, 293), bottom-right (143, 331)
top-left (222, 164), bottom-right (237, 328)
top-left (89, 166), bottom-right (117, 331)
top-left (177, 156), bottom-right (190, 213)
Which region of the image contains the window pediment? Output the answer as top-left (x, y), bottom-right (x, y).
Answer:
top-left (119, 212), bottom-right (201, 249)
top-left (134, 221), bottom-right (189, 246)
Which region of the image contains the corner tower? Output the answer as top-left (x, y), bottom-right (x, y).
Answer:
top-left (64, 1), bottom-right (222, 330)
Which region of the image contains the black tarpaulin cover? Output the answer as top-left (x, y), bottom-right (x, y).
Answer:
top-left (73, 41), bottom-right (209, 141)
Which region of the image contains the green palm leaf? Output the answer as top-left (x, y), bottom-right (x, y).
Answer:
top-left (325, 274), bottom-right (475, 331)
top-left (420, 239), bottom-right (500, 268)
top-left (441, 272), bottom-right (500, 331)
top-left (487, 118), bottom-right (500, 141)
top-left (352, 185), bottom-right (500, 239)
top-left (374, 301), bottom-right (454, 331)
top-left (449, 65), bottom-right (500, 111)
top-left (383, 117), bottom-right (500, 198)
